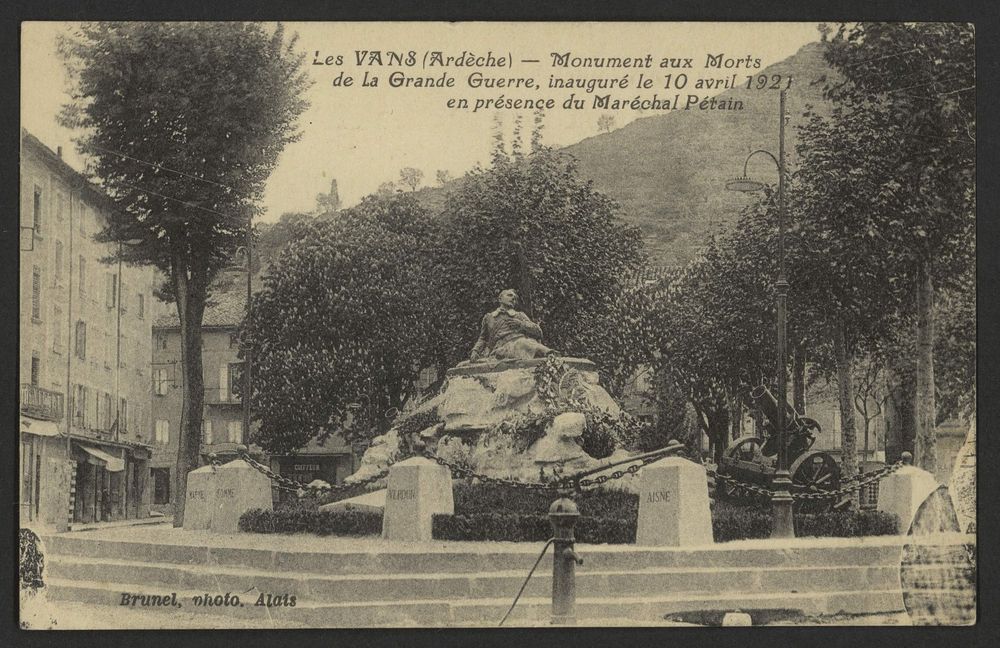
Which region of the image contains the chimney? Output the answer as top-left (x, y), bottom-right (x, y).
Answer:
top-left (57, 146), bottom-right (63, 158)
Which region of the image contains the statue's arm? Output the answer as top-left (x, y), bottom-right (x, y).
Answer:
top-left (470, 314), bottom-right (490, 360)
top-left (517, 312), bottom-right (543, 339)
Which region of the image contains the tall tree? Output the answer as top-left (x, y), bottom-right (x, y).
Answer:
top-left (433, 145), bottom-right (649, 392)
top-left (821, 23), bottom-right (975, 472)
top-left (245, 193), bottom-right (443, 453)
top-left (59, 22), bottom-right (310, 525)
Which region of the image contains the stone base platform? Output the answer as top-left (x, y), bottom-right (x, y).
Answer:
top-left (35, 527), bottom-right (976, 627)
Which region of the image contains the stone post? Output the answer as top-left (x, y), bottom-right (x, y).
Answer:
top-left (182, 464), bottom-right (217, 531)
top-left (210, 459), bottom-right (274, 534)
top-left (636, 456), bottom-right (714, 546)
top-left (381, 457), bottom-right (454, 541)
top-left (877, 460), bottom-right (940, 535)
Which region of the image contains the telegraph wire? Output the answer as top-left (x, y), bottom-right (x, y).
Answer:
top-left (88, 142), bottom-right (236, 193)
top-left (112, 178), bottom-right (229, 218)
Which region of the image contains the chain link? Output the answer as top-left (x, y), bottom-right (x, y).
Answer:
top-left (420, 450), bottom-right (563, 493)
top-left (710, 461), bottom-right (905, 502)
top-left (237, 449), bottom-right (398, 495)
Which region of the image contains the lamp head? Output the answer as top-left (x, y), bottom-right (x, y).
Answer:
top-left (725, 176), bottom-right (767, 193)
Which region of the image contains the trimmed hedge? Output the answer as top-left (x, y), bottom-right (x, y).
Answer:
top-left (240, 483), bottom-right (898, 542)
top-left (796, 510), bottom-right (898, 537)
top-left (433, 513), bottom-right (635, 544)
top-left (238, 508), bottom-right (382, 536)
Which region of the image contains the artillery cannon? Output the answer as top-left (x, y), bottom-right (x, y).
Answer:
top-left (718, 385), bottom-right (840, 510)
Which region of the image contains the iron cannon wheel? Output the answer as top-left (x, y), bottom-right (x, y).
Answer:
top-left (726, 436), bottom-right (766, 462)
top-left (789, 450), bottom-right (840, 513)
top-left (719, 437), bottom-right (767, 499)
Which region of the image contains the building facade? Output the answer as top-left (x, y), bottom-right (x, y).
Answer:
top-left (150, 276), bottom-right (356, 511)
top-left (20, 130), bottom-right (157, 531)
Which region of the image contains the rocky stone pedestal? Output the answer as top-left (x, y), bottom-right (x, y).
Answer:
top-left (381, 457), bottom-right (454, 542)
top-left (636, 456), bottom-right (713, 546)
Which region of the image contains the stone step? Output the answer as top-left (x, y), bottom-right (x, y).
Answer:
top-left (46, 554), bottom-right (905, 602)
top-left (41, 534), bottom-right (909, 576)
top-left (43, 577), bottom-right (906, 627)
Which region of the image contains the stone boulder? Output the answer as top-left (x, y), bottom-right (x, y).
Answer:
top-left (346, 356), bottom-right (623, 484)
top-left (344, 428), bottom-right (403, 485)
top-left (438, 357), bottom-right (619, 432)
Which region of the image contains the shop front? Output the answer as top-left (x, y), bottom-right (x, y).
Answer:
top-left (70, 438), bottom-right (151, 524)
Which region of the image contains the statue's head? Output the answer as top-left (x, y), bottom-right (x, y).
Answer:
top-left (498, 288), bottom-right (519, 308)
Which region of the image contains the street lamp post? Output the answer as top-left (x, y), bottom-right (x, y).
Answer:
top-left (725, 88), bottom-right (795, 539)
top-left (244, 216), bottom-right (252, 444)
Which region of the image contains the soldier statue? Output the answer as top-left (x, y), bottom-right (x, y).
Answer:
top-left (469, 289), bottom-right (555, 361)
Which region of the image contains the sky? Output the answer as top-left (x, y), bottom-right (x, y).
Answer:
top-left (22, 22), bottom-right (821, 222)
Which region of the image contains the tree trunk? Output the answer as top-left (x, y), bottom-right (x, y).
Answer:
top-left (707, 406), bottom-right (730, 464)
top-left (884, 353), bottom-right (916, 463)
top-left (914, 260), bottom-right (937, 473)
top-left (172, 265), bottom-right (207, 528)
top-left (729, 393), bottom-right (743, 441)
top-left (792, 344), bottom-right (806, 414)
top-left (833, 322), bottom-right (859, 507)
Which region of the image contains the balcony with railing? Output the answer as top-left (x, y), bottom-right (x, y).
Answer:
top-left (21, 384), bottom-right (65, 421)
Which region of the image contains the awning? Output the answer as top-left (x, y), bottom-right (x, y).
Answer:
top-left (20, 416), bottom-right (61, 437)
top-left (76, 444), bottom-right (125, 472)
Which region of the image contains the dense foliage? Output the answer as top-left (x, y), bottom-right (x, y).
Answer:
top-left (245, 193), bottom-right (441, 451)
top-left (647, 24), bottom-right (975, 472)
top-left (248, 144), bottom-right (653, 451)
top-left (239, 508), bottom-right (382, 536)
top-left (432, 145), bottom-right (650, 391)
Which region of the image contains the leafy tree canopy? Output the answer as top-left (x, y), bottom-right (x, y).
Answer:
top-left (246, 193), bottom-right (442, 452)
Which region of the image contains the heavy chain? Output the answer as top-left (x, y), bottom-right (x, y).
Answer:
top-left (572, 452), bottom-right (675, 490)
top-left (711, 461), bottom-right (905, 502)
top-left (791, 461), bottom-right (904, 501)
top-left (420, 450), bottom-right (562, 493)
top-left (420, 444), bottom-right (685, 494)
top-left (237, 449), bottom-right (399, 495)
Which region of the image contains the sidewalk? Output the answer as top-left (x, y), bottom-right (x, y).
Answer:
top-left (69, 515), bottom-right (173, 533)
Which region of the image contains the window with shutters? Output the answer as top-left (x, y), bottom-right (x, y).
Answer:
top-left (227, 420), bottom-right (243, 444)
top-left (31, 267), bottom-right (42, 321)
top-left (219, 364), bottom-right (229, 402)
top-left (138, 294), bottom-right (145, 319)
top-left (33, 186), bottom-right (43, 236)
top-left (54, 241), bottom-right (63, 283)
top-left (30, 354), bottom-right (40, 386)
top-left (203, 418), bottom-right (213, 445)
top-left (51, 306), bottom-right (63, 353)
top-left (155, 420), bottom-right (169, 445)
top-left (72, 385), bottom-right (86, 427)
top-left (120, 398), bottom-right (128, 434)
top-left (153, 367), bottom-right (171, 395)
top-left (75, 321), bottom-right (87, 359)
top-left (78, 257), bottom-right (86, 298)
top-left (106, 273), bottom-right (117, 309)
top-left (56, 193), bottom-right (64, 221)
